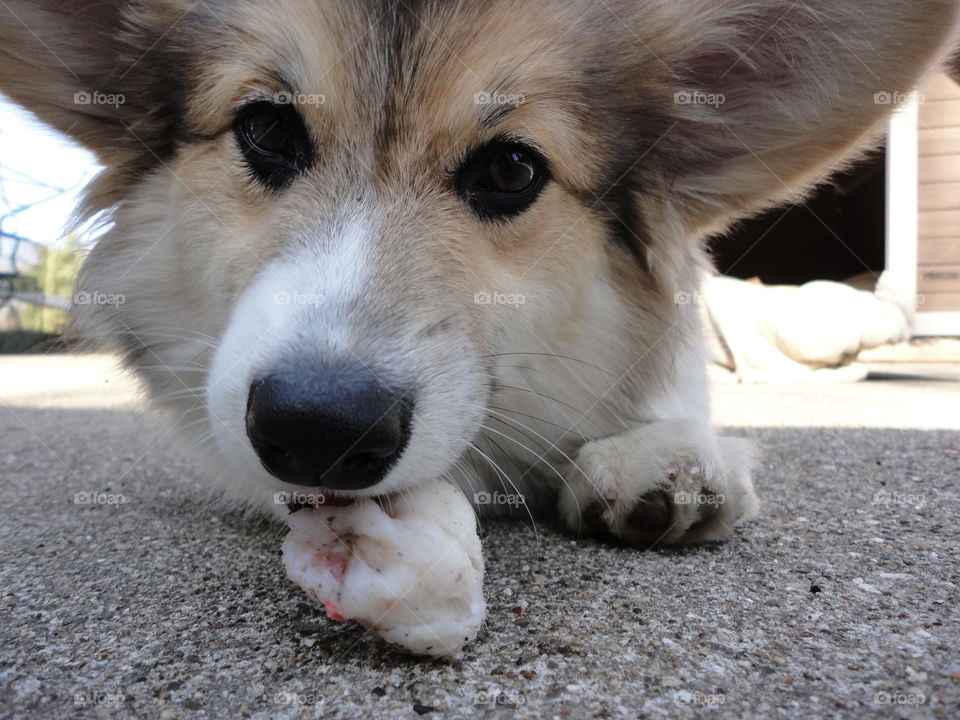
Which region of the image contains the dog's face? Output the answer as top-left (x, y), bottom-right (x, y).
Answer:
top-left (2, 0), bottom-right (955, 505)
top-left (119, 0), bottom-right (677, 502)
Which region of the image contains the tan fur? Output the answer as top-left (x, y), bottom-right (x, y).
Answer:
top-left (1, 0), bottom-right (957, 543)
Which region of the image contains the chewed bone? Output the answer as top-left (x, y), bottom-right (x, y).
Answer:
top-left (281, 479), bottom-right (485, 658)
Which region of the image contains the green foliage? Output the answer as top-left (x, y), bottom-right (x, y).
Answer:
top-left (20, 235), bottom-right (84, 333)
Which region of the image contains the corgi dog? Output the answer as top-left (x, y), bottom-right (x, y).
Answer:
top-left (1, 0), bottom-right (957, 548)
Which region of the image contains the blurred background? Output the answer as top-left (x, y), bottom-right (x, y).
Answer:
top-left (0, 101), bottom-right (99, 353)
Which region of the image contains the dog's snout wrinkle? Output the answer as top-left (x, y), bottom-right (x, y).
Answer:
top-left (245, 362), bottom-right (412, 490)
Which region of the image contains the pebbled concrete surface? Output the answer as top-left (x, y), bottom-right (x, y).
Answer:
top-left (1, 356), bottom-right (958, 720)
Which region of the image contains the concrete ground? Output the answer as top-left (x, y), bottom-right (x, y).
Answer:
top-left (1, 355), bottom-right (958, 720)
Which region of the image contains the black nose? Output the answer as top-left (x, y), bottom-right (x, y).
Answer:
top-left (245, 362), bottom-right (413, 490)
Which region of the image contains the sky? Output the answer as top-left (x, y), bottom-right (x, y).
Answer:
top-left (0, 99), bottom-right (102, 273)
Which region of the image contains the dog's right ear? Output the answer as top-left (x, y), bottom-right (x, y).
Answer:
top-left (949, 45), bottom-right (960, 83)
top-left (0, 0), bottom-right (193, 173)
top-left (643, 0), bottom-right (960, 237)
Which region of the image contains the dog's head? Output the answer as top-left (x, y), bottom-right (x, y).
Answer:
top-left (2, 0), bottom-right (956, 506)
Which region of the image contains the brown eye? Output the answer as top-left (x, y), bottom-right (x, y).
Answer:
top-left (456, 140), bottom-right (549, 219)
top-left (241, 106), bottom-right (294, 155)
top-left (481, 147), bottom-right (538, 194)
top-left (234, 101), bottom-right (313, 191)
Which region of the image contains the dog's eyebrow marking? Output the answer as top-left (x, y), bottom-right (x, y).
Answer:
top-left (600, 163), bottom-right (652, 272)
top-left (476, 76), bottom-right (531, 131)
top-left (479, 102), bottom-right (519, 131)
top-left (266, 67), bottom-right (298, 93)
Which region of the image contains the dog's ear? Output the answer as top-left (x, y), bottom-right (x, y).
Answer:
top-left (0, 0), bottom-right (193, 174)
top-left (949, 44), bottom-right (960, 83)
top-left (647, 0), bottom-right (960, 234)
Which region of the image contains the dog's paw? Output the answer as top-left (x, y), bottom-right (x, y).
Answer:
top-left (558, 421), bottom-right (758, 547)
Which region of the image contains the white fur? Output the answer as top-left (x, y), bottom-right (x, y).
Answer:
top-left (1, 0), bottom-right (956, 547)
top-left (704, 274), bottom-right (913, 383)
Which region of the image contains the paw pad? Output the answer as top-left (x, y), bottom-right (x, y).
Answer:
top-left (625, 490), bottom-right (674, 547)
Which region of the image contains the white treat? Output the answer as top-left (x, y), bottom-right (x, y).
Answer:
top-left (281, 479), bottom-right (485, 658)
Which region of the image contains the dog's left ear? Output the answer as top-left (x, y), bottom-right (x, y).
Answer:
top-left (648, 0), bottom-right (960, 234)
top-left (0, 0), bottom-right (195, 178)
top-left (949, 44), bottom-right (960, 82)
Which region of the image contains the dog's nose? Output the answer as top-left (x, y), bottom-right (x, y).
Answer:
top-left (245, 363), bottom-right (412, 490)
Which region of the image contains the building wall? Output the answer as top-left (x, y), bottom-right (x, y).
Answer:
top-left (917, 73), bottom-right (960, 313)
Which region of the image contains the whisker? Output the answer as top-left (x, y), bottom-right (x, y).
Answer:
top-left (476, 430), bottom-right (528, 478)
top-left (485, 410), bottom-right (611, 525)
top-left (488, 404), bottom-right (588, 440)
top-left (478, 422), bottom-right (595, 534)
top-left (174, 415), bottom-right (215, 436)
top-left (485, 351), bottom-right (617, 379)
top-left (469, 441), bottom-right (540, 547)
top-left (490, 381), bottom-right (607, 436)
top-left (440, 467), bottom-right (485, 533)
top-left (151, 386), bottom-right (208, 402)
top-left (91, 327), bottom-right (220, 350)
top-left (135, 365), bottom-right (210, 374)
top-left (488, 401), bottom-right (627, 478)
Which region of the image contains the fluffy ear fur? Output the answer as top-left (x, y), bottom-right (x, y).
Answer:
top-left (949, 44), bottom-right (960, 81)
top-left (645, 0), bottom-right (960, 234)
top-left (0, 0), bottom-right (197, 209)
